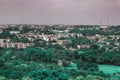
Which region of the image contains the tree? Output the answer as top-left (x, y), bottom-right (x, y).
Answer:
top-left (23, 47), bottom-right (44, 61)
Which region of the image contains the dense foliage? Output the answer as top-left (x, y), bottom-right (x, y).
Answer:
top-left (0, 46), bottom-right (119, 79)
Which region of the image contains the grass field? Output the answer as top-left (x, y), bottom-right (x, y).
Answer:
top-left (98, 65), bottom-right (120, 74)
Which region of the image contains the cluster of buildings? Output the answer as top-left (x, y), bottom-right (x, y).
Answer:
top-left (0, 24), bottom-right (119, 51)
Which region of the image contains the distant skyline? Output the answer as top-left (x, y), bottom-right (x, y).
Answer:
top-left (0, 0), bottom-right (120, 25)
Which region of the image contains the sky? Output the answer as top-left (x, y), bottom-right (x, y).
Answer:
top-left (0, 0), bottom-right (120, 25)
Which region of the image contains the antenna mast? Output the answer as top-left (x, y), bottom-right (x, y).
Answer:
top-left (100, 19), bottom-right (101, 25)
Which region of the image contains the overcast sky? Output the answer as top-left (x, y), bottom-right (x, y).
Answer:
top-left (0, 0), bottom-right (120, 25)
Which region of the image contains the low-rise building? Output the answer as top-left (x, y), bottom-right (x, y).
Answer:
top-left (98, 38), bottom-right (106, 43)
top-left (86, 36), bottom-right (96, 40)
top-left (58, 60), bottom-right (63, 66)
top-left (57, 40), bottom-right (71, 45)
top-left (0, 43), bottom-right (34, 49)
top-left (70, 33), bottom-right (76, 37)
top-left (0, 39), bottom-right (11, 43)
top-left (57, 34), bottom-right (69, 38)
top-left (100, 25), bottom-right (108, 29)
top-left (77, 33), bottom-right (84, 38)
top-left (115, 42), bottom-right (120, 46)
top-left (43, 35), bottom-right (58, 41)
top-left (43, 35), bottom-right (50, 41)
top-left (106, 42), bottom-right (110, 45)
top-left (0, 29), bottom-right (3, 34)
top-left (77, 44), bottom-right (90, 49)
top-left (10, 31), bottom-right (20, 34)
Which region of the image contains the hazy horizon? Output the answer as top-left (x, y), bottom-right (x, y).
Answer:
top-left (0, 0), bottom-right (120, 25)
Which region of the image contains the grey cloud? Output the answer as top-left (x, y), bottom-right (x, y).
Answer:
top-left (0, 0), bottom-right (120, 25)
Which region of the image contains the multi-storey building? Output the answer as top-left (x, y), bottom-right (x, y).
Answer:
top-left (0, 43), bottom-right (34, 49)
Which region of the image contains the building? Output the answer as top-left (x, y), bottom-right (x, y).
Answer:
top-left (0, 39), bottom-right (11, 43)
top-left (98, 37), bottom-right (106, 43)
top-left (77, 44), bottom-right (90, 49)
top-left (100, 25), bottom-right (108, 29)
top-left (43, 35), bottom-right (50, 41)
top-left (86, 36), bottom-right (96, 40)
top-left (115, 42), bottom-right (120, 46)
top-left (49, 35), bottom-right (58, 41)
top-left (0, 29), bottom-right (3, 34)
top-left (10, 31), bottom-right (20, 34)
top-left (57, 40), bottom-right (71, 45)
top-left (77, 33), bottom-right (84, 38)
top-left (0, 43), bottom-right (34, 49)
top-left (70, 33), bottom-right (76, 37)
top-left (43, 35), bottom-right (58, 41)
top-left (57, 33), bottom-right (69, 38)
top-left (106, 42), bottom-right (110, 45)
top-left (58, 60), bottom-right (63, 66)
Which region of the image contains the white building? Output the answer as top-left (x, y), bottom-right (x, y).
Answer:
top-left (100, 25), bottom-right (108, 29)
top-left (10, 31), bottom-right (20, 34)
top-left (43, 35), bottom-right (49, 41)
top-left (0, 39), bottom-right (11, 43)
